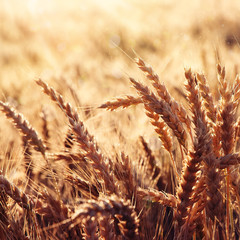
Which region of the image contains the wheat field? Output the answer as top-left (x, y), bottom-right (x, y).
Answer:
top-left (1, 0), bottom-right (240, 239)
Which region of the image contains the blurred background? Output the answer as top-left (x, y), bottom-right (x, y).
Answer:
top-left (1, 0), bottom-right (240, 95)
top-left (1, 0), bottom-right (240, 138)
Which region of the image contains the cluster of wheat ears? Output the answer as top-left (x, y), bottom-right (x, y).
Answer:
top-left (0, 58), bottom-right (239, 239)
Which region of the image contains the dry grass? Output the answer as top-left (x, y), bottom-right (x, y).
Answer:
top-left (1, 0), bottom-right (240, 239)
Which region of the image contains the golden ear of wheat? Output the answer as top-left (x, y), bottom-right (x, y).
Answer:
top-left (71, 196), bottom-right (139, 239)
top-left (0, 101), bottom-right (46, 156)
top-left (99, 95), bottom-right (142, 111)
top-left (36, 79), bottom-right (116, 193)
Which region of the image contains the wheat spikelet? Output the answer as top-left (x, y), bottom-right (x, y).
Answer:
top-left (218, 64), bottom-right (239, 238)
top-left (64, 129), bottom-right (75, 150)
top-left (187, 68), bottom-right (226, 237)
top-left (187, 178), bottom-right (207, 239)
top-left (145, 109), bottom-right (173, 153)
top-left (140, 105), bottom-right (179, 179)
top-left (136, 58), bottom-right (171, 102)
top-left (71, 196), bottom-right (139, 239)
top-left (196, 73), bottom-right (217, 123)
top-left (99, 95), bottom-right (142, 111)
top-left (0, 101), bottom-right (65, 206)
top-left (174, 69), bottom-right (220, 237)
top-left (40, 108), bottom-right (50, 150)
top-left (217, 153), bottom-right (240, 168)
top-left (175, 151), bottom-right (205, 236)
top-left (113, 153), bottom-right (136, 200)
top-left (0, 101), bottom-right (46, 156)
top-left (36, 79), bottom-right (116, 193)
top-left (129, 77), bottom-right (181, 179)
top-left (0, 188), bottom-right (9, 239)
top-left (139, 136), bottom-right (161, 179)
top-left (98, 216), bottom-right (115, 240)
top-left (177, 196), bottom-right (205, 240)
top-left (0, 175), bottom-right (33, 210)
top-left (82, 216), bottom-right (98, 240)
top-left (36, 79), bottom-right (94, 150)
top-left (139, 136), bottom-right (156, 172)
top-left (220, 100), bottom-right (236, 154)
top-left (33, 191), bottom-right (79, 238)
top-left (35, 191), bottom-right (69, 221)
top-left (72, 122), bottom-right (116, 193)
top-left (0, 100), bottom-right (63, 204)
top-left (136, 58), bottom-right (192, 138)
top-left (233, 74), bottom-right (240, 103)
top-left (22, 135), bottom-right (33, 178)
top-left (130, 77), bottom-right (188, 150)
top-left (217, 64), bottom-right (228, 99)
top-left (137, 187), bottom-right (177, 208)
top-left (65, 175), bottom-right (99, 199)
top-left (218, 70), bottom-right (236, 155)
top-left (185, 69), bottom-right (204, 126)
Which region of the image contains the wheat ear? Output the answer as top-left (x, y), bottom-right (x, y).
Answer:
top-left (137, 187), bottom-right (177, 208)
top-left (71, 196), bottom-right (139, 239)
top-left (130, 77), bottom-right (188, 150)
top-left (65, 175), bottom-right (99, 199)
top-left (114, 153), bottom-right (136, 200)
top-left (196, 73), bottom-right (217, 123)
top-left (0, 101), bottom-right (46, 156)
top-left (217, 64), bottom-right (239, 238)
top-left (82, 217), bottom-right (98, 240)
top-left (174, 69), bottom-right (215, 237)
top-left (217, 153), bottom-right (240, 168)
top-left (36, 79), bottom-right (116, 193)
top-left (141, 105), bottom-right (178, 179)
top-left (130, 78), bottom-right (181, 180)
top-left (40, 108), bottom-right (50, 150)
top-left (99, 95), bottom-right (142, 111)
top-left (98, 216), bottom-right (115, 240)
top-left (136, 58), bottom-right (192, 139)
top-left (139, 136), bottom-right (161, 180)
top-left (0, 175), bottom-right (34, 211)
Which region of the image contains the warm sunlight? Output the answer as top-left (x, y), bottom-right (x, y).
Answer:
top-left (1, 0), bottom-right (240, 239)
